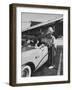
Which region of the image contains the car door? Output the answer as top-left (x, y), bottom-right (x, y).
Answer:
top-left (40, 46), bottom-right (48, 65)
top-left (35, 46), bottom-right (48, 70)
top-left (33, 47), bottom-right (43, 69)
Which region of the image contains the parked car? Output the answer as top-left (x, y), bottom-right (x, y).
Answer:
top-left (21, 18), bottom-right (63, 77)
top-left (21, 43), bottom-right (48, 77)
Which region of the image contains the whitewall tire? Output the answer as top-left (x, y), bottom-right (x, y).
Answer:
top-left (21, 65), bottom-right (31, 77)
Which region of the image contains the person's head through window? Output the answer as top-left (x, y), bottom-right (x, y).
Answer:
top-left (27, 39), bottom-right (31, 45)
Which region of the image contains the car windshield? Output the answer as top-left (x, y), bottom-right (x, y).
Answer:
top-left (21, 34), bottom-right (43, 51)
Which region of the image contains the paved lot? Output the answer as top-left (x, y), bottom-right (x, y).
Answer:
top-left (32, 46), bottom-right (63, 77)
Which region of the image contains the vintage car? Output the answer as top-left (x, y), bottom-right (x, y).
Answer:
top-left (21, 43), bottom-right (48, 77)
top-left (21, 18), bottom-right (63, 77)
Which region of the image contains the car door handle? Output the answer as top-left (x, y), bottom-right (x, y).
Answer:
top-left (35, 56), bottom-right (39, 59)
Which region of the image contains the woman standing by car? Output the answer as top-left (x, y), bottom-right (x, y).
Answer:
top-left (41, 26), bottom-right (56, 69)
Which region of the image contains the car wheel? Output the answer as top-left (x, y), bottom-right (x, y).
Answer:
top-left (21, 65), bottom-right (31, 77)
